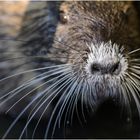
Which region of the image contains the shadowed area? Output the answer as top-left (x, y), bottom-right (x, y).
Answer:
top-left (0, 100), bottom-right (140, 138)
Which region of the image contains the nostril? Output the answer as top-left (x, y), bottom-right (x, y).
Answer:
top-left (90, 62), bottom-right (121, 75)
top-left (91, 63), bottom-right (101, 74)
top-left (109, 62), bottom-right (121, 75)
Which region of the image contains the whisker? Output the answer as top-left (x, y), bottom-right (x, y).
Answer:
top-left (66, 74), bottom-right (85, 128)
top-left (129, 59), bottom-right (140, 62)
top-left (129, 79), bottom-right (140, 101)
top-left (0, 66), bottom-right (71, 109)
top-left (50, 76), bottom-right (79, 138)
top-left (30, 74), bottom-right (73, 138)
top-left (44, 74), bottom-right (78, 138)
top-left (67, 77), bottom-right (84, 128)
top-left (128, 48), bottom-right (140, 55)
top-left (125, 79), bottom-right (140, 116)
top-left (2, 91), bottom-right (44, 139)
top-left (82, 80), bottom-right (91, 115)
top-left (57, 74), bottom-right (82, 128)
top-left (0, 64), bottom-right (70, 83)
top-left (126, 73), bottom-right (139, 90)
top-left (32, 75), bottom-right (71, 138)
top-left (120, 83), bottom-right (132, 117)
top-left (87, 80), bottom-right (95, 112)
top-left (19, 72), bottom-right (73, 139)
top-left (3, 67), bottom-right (73, 139)
top-left (131, 66), bottom-right (140, 70)
top-left (6, 75), bottom-right (62, 114)
top-left (0, 67), bottom-right (71, 107)
top-left (129, 68), bottom-right (140, 75)
top-left (80, 80), bottom-right (87, 124)
top-left (129, 71), bottom-right (140, 80)
top-left (26, 69), bottom-right (73, 121)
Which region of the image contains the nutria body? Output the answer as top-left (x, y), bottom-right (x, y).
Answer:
top-left (0, 1), bottom-right (140, 138)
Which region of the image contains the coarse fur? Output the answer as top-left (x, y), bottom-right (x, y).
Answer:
top-left (0, 1), bottom-right (140, 138)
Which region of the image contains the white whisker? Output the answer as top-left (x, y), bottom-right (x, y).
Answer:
top-left (68, 77), bottom-right (84, 127)
top-left (80, 80), bottom-right (87, 124)
top-left (87, 80), bottom-right (95, 112)
top-left (120, 83), bottom-right (132, 117)
top-left (19, 71), bottom-right (73, 139)
top-left (130, 59), bottom-right (140, 62)
top-left (2, 92), bottom-right (44, 139)
top-left (57, 74), bottom-right (83, 128)
top-left (31, 75), bottom-right (73, 138)
top-left (129, 68), bottom-right (140, 75)
top-left (51, 77), bottom-right (79, 138)
top-left (0, 67), bottom-right (71, 107)
top-left (125, 79), bottom-right (140, 116)
top-left (0, 64), bottom-right (71, 83)
top-left (44, 74), bottom-right (78, 138)
top-left (128, 48), bottom-right (140, 55)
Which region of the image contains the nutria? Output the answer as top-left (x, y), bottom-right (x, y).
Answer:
top-left (0, 1), bottom-right (140, 138)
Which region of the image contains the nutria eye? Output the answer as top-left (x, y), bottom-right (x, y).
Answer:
top-left (59, 11), bottom-right (69, 24)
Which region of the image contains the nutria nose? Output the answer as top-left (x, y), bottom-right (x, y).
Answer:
top-left (91, 62), bottom-right (121, 75)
